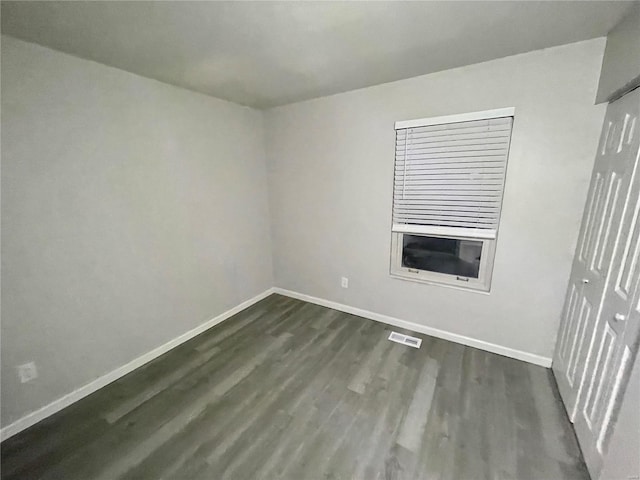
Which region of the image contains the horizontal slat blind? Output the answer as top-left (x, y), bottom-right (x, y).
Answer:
top-left (393, 116), bottom-right (513, 230)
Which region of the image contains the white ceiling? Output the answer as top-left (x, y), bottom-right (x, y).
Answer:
top-left (1, 1), bottom-right (634, 109)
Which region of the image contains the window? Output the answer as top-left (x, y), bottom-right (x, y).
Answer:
top-left (390, 108), bottom-right (514, 292)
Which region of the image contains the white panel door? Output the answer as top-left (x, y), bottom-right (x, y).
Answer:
top-left (573, 88), bottom-right (640, 478)
top-left (553, 89), bottom-right (639, 420)
top-left (553, 87), bottom-right (640, 480)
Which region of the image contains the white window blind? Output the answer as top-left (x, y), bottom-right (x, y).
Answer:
top-left (393, 115), bottom-right (513, 232)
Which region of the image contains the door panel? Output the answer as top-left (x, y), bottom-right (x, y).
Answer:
top-left (596, 344), bottom-right (633, 454)
top-left (553, 97), bottom-right (633, 418)
top-left (615, 176), bottom-right (640, 299)
top-left (554, 87), bottom-right (640, 479)
top-left (582, 321), bottom-right (616, 427)
top-left (567, 297), bottom-right (593, 388)
top-left (591, 174), bottom-right (621, 274)
top-left (558, 284), bottom-right (579, 363)
top-left (579, 173), bottom-right (604, 264)
top-left (574, 159), bottom-right (640, 476)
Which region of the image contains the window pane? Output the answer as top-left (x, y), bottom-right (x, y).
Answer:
top-left (401, 234), bottom-right (482, 279)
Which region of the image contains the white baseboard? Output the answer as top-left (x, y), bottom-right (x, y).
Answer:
top-left (1, 285), bottom-right (552, 442)
top-left (273, 287), bottom-right (552, 368)
top-left (0, 287), bottom-right (275, 442)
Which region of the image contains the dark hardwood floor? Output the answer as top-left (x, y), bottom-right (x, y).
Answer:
top-left (1, 294), bottom-right (588, 480)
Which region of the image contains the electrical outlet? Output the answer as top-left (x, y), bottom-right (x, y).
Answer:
top-left (17, 362), bottom-right (38, 383)
top-left (341, 277), bottom-right (349, 288)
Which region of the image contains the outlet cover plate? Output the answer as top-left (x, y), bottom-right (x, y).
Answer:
top-left (17, 362), bottom-right (38, 383)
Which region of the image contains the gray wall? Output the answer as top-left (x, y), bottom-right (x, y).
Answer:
top-left (1, 36), bottom-right (273, 427)
top-left (265, 39), bottom-right (607, 360)
top-left (596, 1), bottom-right (640, 104)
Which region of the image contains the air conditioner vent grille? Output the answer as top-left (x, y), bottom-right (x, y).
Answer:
top-left (388, 331), bottom-right (422, 348)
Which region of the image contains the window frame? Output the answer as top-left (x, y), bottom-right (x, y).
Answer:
top-left (389, 108), bottom-right (514, 293)
top-left (390, 229), bottom-right (496, 292)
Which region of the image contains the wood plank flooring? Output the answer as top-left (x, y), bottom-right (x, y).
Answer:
top-left (1, 294), bottom-right (589, 480)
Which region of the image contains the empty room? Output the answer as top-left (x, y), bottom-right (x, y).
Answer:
top-left (1, 1), bottom-right (639, 479)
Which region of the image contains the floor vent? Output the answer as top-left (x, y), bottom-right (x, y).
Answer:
top-left (388, 331), bottom-right (422, 348)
